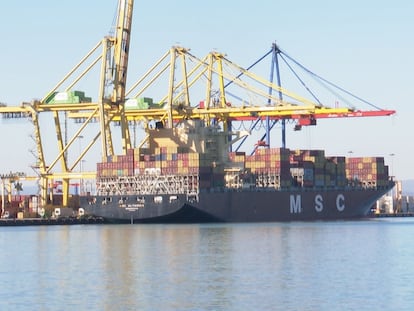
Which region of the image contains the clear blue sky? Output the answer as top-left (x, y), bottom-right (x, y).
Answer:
top-left (0, 1), bottom-right (413, 184)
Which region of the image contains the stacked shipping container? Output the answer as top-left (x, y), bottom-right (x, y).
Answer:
top-left (97, 146), bottom-right (225, 189)
top-left (245, 148), bottom-right (291, 188)
top-left (96, 146), bottom-right (389, 191)
top-left (346, 157), bottom-right (389, 187)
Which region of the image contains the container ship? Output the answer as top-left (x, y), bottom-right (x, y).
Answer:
top-left (80, 119), bottom-right (394, 223)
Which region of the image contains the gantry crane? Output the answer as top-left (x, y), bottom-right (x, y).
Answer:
top-left (0, 0), bottom-right (134, 208)
top-left (0, 0), bottom-right (395, 210)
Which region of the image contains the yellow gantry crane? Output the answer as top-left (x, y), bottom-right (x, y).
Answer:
top-left (0, 0), bottom-right (395, 209)
top-left (0, 0), bottom-right (134, 207)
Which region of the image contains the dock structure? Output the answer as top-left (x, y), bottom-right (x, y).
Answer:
top-left (0, 217), bottom-right (106, 227)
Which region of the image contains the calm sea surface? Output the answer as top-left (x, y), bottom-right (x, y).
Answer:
top-left (1, 219), bottom-right (414, 311)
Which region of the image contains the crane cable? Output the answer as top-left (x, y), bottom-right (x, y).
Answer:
top-left (278, 54), bottom-right (322, 106)
top-left (279, 53), bottom-right (354, 108)
top-left (224, 49), bottom-right (273, 89)
top-left (280, 49), bottom-right (383, 110)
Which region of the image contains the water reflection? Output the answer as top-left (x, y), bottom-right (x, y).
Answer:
top-left (95, 224), bottom-right (288, 310)
top-left (1, 221), bottom-right (414, 310)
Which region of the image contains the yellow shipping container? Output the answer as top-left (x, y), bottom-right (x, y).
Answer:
top-left (178, 166), bottom-right (189, 174)
top-left (189, 153), bottom-right (199, 160)
top-left (167, 146), bottom-right (178, 154)
top-left (363, 157), bottom-right (372, 163)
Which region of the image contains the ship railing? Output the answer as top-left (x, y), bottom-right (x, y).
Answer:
top-left (96, 174), bottom-right (200, 196)
top-left (199, 182), bottom-right (391, 194)
top-left (96, 175), bottom-right (392, 196)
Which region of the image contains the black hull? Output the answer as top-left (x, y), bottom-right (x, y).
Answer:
top-left (80, 186), bottom-right (392, 223)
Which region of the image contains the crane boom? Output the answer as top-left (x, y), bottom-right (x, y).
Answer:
top-left (112, 0), bottom-right (134, 153)
top-left (112, 0), bottom-right (134, 105)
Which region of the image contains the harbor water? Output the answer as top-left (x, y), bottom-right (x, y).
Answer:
top-left (1, 219), bottom-right (414, 310)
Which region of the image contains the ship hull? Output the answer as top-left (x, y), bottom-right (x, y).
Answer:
top-left (80, 186), bottom-right (392, 223)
